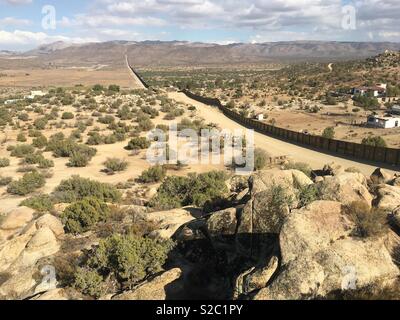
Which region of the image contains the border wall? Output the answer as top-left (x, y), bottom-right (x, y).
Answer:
top-left (181, 89), bottom-right (400, 167)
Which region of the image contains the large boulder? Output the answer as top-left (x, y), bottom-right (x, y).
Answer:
top-left (318, 172), bottom-right (373, 206)
top-left (31, 288), bottom-right (68, 300)
top-left (322, 162), bottom-right (345, 176)
top-left (0, 207), bottom-right (35, 241)
top-left (371, 168), bottom-right (393, 185)
top-left (146, 208), bottom-right (196, 240)
top-left (35, 214), bottom-right (64, 237)
top-left (112, 268), bottom-right (183, 300)
top-left (249, 169), bottom-right (313, 198)
top-left (254, 201), bottom-right (399, 300)
top-left (235, 256), bottom-right (279, 297)
top-left (206, 208), bottom-right (237, 238)
top-left (374, 184), bottom-right (400, 211)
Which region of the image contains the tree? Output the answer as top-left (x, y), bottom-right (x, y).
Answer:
top-left (362, 136), bottom-right (387, 147)
top-left (137, 165), bottom-right (166, 183)
top-left (322, 127), bottom-right (335, 139)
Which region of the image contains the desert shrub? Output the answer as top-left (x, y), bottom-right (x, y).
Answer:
top-left (23, 152), bottom-right (45, 165)
top-left (322, 127), bottom-right (335, 139)
top-left (7, 171), bottom-right (46, 195)
top-left (18, 113), bottom-right (29, 121)
top-left (62, 197), bottom-right (110, 234)
top-left (362, 136), bottom-right (387, 148)
top-left (345, 167), bottom-right (361, 173)
top-left (86, 132), bottom-right (103, 145)
top-left (125, 137), bottom-right (150, 150)
top-left (108, 84), bottom-right (120, 92)
top-left (86, 234), bottom-right (173, 287)
top-left (61, 112), bottom-right (74, 120)
top-left (10, 144), bottom-right (35, 158)
top-left (137, 165), bottom-right (166, 183)
top-left (67, 152), bottom-right (90, 167)
top-left (254, 148), bottom-right (269, 171)
top-left (53, 175), bottom-right (121, 203)
top-left (20, 194), bottom-right (55, 212)
top-left (37, 158), bottom-right (54, 169)
top-left (149, 171), bottom-right (228, 210)
top-left (17, 132), bottom-right (27, 142)
top-left (73, 268), bottom-right (106, 298)
top-left (0, 107), bottom-right (11, 126)
top-left (103, 158), bottom-right (128, 174)
top-left (137, 118), bottom-right (155, 132)
top-left (344, 201), bottom-right (388, 238)
top-left (33, 117), bottom-right (48, 130)
top-left (283, 161), bottom-right (313, 177)
top-left (0, 158), bottom-right (10, 168)
top-left (0, 176), bottom-right (12, 186)
top-left (297, 184), bottom-right (319, 207)
top-left (98, 115), bottom-right (115, 125)
top-left (32, 135), bottom-right (47, 148)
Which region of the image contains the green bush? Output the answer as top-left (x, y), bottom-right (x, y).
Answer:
top-left (137, 165), bottom-right (166, 183)
top-left (283, 161), bottom-right (313, 177)
top-left (87, 234), bottom-right (173, 286)
top-left (20, 194), bottom-right (55, 212)
top-left (344, 201), bottom-right (388, 238)
top-left (7, 171), bottom-right (46, 195)
top-left (322, 127), bottom-right (335, 139)
top-left (362, 136), bottom-right (387, 148)
top-left (32, 135), bottom-right (48, 148)
top-left (61, 112), bottom-right (74, 120)
top-left (67, 152), bottom-right (91, 167)
top-left (125, 137), bottom-right (150, 150)
top-left (149, 171), bottom-right (228, 210)
top-left (37, 157), bottom-right (54, 169)
top-left (73, 268), bottom-right (106, 299)
top-left (10, 144), bottom-right (35, 158)
top-left (33, 117), bottom-right (48, 130)
top-left (103, 158), bottom-right (128, 173)
top-left (62, 197), bottom-right (110, 234)
top-left (53, 175), bottom-right (121, 203)
top-left (17, 132), bottom-right (27, 142)
top-left (297, 184), bottom-right (319, 207)
top-left (0, 176), bottom-right (12, 186)
top-left (0, 157), bottom-right (10, 168)
top-left (254, 148), bottom-right (269, 171)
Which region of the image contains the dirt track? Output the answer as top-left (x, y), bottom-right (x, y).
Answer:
top-left (168, 91), bottom-right (399, 176)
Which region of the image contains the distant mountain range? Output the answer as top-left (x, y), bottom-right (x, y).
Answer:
top-left (1, 40), bottom-right (400, 69)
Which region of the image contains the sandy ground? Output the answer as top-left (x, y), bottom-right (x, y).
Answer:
top-left (168, 91), bottom-right (400, 176)
top-left (0, 68), bottom-right (142, 89)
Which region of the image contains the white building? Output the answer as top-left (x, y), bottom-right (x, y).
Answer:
top-left (255, 113), bottom-right (264, 121)
top-left (4, 99), bottom-right (18, 105)
top-left (367, 115), bottom-right (400, 128)
top-left (353, 84), bottom-right (387, 97)
top-left (25, 90), bottom-right (46, 100)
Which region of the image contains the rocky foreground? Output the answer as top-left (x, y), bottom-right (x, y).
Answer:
top-left (1, 164), bottom-right (400, 300)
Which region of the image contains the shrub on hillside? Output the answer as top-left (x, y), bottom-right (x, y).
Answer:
top-left (53, 175), bottom-right (121, 203)
top-left (0, 157), bottom-right (10, 168)
top-left (73, 268), bottom-right (106, 299)
top-left (137, 165), bottom-right (166, 183)
top-left (86, 234), bottom-right (173, 287)
top-left (125, 137), bottom-right (150, 150)
top-left (17, 132), bottom-right (27, 142)
top-left (7, 171), bottom-right (45, 195)
top-left (20, 194), bottom-right (55, 212)
top-left (103, 158), bottom-right (128, 174)
top-left (149, 171), bottom-right (229, 210)
top-left (61, 112), bottom-right (74, 120)
top-left (0, 176), bottom-right (12, 186)
top-left (32, 135), bottom-right (48, 148)
top-left (62, 197), bottom-right (110, 234)
top-left (344, 201), bottom-right (388, 238)
top-left (254, 148), bottom-right (269, 171)
top-left (10, 144), bottom-right (35, 158)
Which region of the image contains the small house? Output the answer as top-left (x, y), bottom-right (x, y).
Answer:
top-left (255, 113), bottom-right (264, 121)
top-left (25, 90), bottom-right (46, 100)
top-left (4, 99), bottom-right (18, 105)
top-left (367, 115), bottom-right (400, 128)
top-left (353, 84), bottom-right (387, 97)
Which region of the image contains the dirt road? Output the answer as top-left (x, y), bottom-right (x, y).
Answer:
top-left (168, 91), bottom-right (399, 176)
top-left (125, 55), bottom-right (146, 89)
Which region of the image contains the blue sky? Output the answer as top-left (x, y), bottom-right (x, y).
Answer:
top-left (1, 0), bottom-right (399, 51)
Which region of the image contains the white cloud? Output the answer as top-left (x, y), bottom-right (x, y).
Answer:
top-left (4, 0), bottom-right (32, 4)
top-left (0, 17), bottom-right (32, 27)
top-left (0, 29), bottom-right (97, 49)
